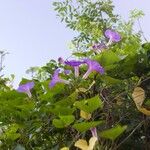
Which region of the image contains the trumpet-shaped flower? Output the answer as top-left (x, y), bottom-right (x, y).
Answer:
top-left (82, 59), bottom-right (104, 79)
top-left (105, 29), bottom-right (121, 45)
top-left (65, 60), bottom-right (84, 77)
top-left (49, 69), bottom-right (70, 88)
top-left (17, 81), bottom-right (34, 98)
top-left (90, 127), bottom-right (98, 138)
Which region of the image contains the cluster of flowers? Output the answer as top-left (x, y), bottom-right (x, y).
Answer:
top-left (16, 58), bottom-right (104, 98)
top-left (16, 29), bottom-right (121, 150)
top-left (92, 29), bottom-right (121, 53)
top-left (16, 29), bottom-right (121, 98)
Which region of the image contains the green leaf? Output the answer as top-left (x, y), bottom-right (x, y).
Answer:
top-left (49, 105), bottom-right (75, 116)
top-left (95, 51), bottom-right (120, 67)
top-left (55, 91), bottom-right (78, 106)
top-left (100, 76), bottom-right (121, 85)
top-left (52, 115), bottom-right (75, 128)
top-left (0, 124), bottom-right (21, 141)
top-left (52, 119), bottom-right (64, 128)
top-left (142, 42), bottom-right (150, 51)
top-left (41, 81), bottom-right (66, 99)
top-left (59, 115), bottom-right (75, 126)
top-left (100, 125), bottom-right (127, 141)
top-left (74, 95), bottom-right (103, 113)
top-left (73, 121), bottom-right (104, 132)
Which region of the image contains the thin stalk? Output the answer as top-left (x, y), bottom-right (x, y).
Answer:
top-left (115, 121), bottom-right (144, 149)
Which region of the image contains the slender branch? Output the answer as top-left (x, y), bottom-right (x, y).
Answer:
top-left (115, 121), bottom-right (144, 149)
top-left (137, 19), bottom-right (148, 42)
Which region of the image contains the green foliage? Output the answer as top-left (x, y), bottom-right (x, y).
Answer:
top-left (0, 0), bottom-right (150, 149)
top-left (100, 125), bottom-right (127, 141)
top-left (73, 121), bottom-right (104, 132)
top-left (74, 95), bottom-right (103, 113)
top-left (53, 0), bottom-right (118, 51)
top-left (52, 115), bottom-right (75, 128)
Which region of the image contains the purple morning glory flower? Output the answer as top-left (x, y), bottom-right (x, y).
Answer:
top-left (92, 43), bottom-right (107, 53)
top-left (82, 59), bottom-right (104, 79)
top-left (105, 29), bottom-right (121, 45)
top-left (64, 60), bottom-right (85, 77)
top-left (49, 68), bottom-right (70, 88)
top-left (17, 81), bottom-right (34, 98)
top-left (90, 127), bottom-right (98, 138)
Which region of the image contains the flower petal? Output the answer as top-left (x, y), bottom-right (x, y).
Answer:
top-left (65, 60), bottom-right (84, 67)
top-left (105, 29), bottom-right (121, 42)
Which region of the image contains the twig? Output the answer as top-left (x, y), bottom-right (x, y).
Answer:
top-left (137, 19), bottom-right (148, 42)
top-left (115, 121), bottom-right (144, 149)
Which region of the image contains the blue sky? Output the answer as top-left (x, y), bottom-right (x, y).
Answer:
top-left (0, 0), bottom-right (150, 86)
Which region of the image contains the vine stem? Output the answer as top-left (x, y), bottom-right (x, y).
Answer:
top-left (115, 121), bottom-right (144, 149)
top-left (137, 19), bottom-right (148, 42)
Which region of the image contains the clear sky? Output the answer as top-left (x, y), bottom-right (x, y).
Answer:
top-left (0, 0), bottom-right (150, 86)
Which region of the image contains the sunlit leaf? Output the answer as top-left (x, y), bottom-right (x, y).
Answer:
top-left (74, 95), bottom-right (103, 113)
top-left (52, 115), bottom-right (75, 128)
top-left (73, 121), bottom-right (104, 132)
top-left (100, 125), bottom-right (127, 141)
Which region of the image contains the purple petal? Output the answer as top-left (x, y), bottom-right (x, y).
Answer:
top-left (92, 43), bottom-right (107, 53)
top-left (84, 59), bottom-right (104, 74)
top-left (49, 79), bottom-right (57, 88)
top-left (49, 69), bottom-right (60, 87)
top-left (105, 29), bottom-right (121, 42)
top-left (65, 60), bottom-right (84, 67)
top-left (83, 59), bottom-right (104, 79)
top-left (17, 81), bottom-right (34, 92)
top-left (49, 68), bottom-right (70, 88)
top-left (90, 127), bottom-right (98, 138)
top-left (17, 81), bottom-right (34, 97)
top-left (92, 43), bottom-right (107, 50)
top-left (26, 81), bottom-right (34, 89)
top-left (52, 69), bottom-right (60, 80)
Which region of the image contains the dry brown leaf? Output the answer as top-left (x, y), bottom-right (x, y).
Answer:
top-left (138, 107), bottom-right (150, 116)
top-left (132, 87), bottom-right (145, 108)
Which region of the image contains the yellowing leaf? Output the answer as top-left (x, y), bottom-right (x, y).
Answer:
top-left (80, 110), bottom-right (91, 120)
top-left (75, 139), bottom-right (88, 150)
top-left (132, 87), bottom-right (145, 108)
top-left (74, 137), bottom-right (97, 150)
top-left (60, 147), bottom-right (69, 150)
